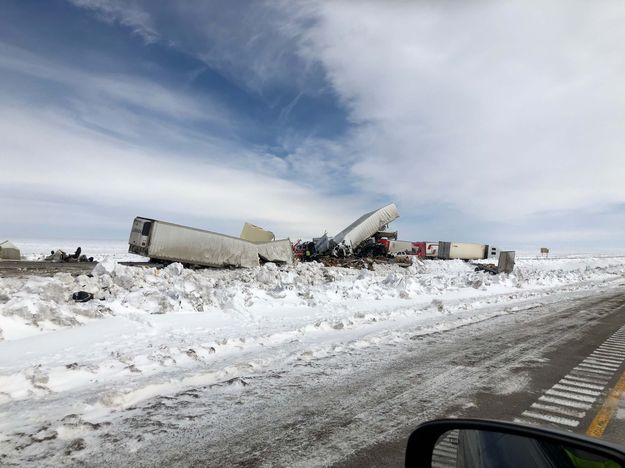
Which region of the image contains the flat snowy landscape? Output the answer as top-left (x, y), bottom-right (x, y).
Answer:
top-left (2, 242), bottom-right (625, 466)
top-left (4, 1), bottom-right (625, 466)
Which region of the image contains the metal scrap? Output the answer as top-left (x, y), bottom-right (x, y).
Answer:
top-left (472, 251), bottom-right (516, 275)
top-left (45, 247), bottom-right (94, 263)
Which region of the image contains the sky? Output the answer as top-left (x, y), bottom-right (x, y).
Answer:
top-left (1, 0), bottom-right (624, 250)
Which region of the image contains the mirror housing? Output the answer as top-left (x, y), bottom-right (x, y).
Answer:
top-left (406, 418), bottom-right (625, 467)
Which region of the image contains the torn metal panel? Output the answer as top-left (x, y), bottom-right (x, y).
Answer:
top-left (256, 239), bottom-right (293, 265)
top-left (313, 233), bottom-right (332, 254)
top-left (330, 203), bottom-right (400, 255)
top-left (240, 223), bottom-right (275, 242)
top-left (498, 251), bottom-right (516, 273)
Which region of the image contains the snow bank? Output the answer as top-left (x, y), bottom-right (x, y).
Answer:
top-left (2, 256), bottom-right (625, 343)
top-left (1, 252), bottom-right (625, 461)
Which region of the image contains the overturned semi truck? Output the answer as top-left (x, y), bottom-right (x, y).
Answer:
top-left (314, 203), bottom-right (400, 257)
top-left (128, 217), bottom-right (293, 268)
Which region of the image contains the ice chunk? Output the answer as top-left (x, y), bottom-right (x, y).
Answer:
top-left (92, 259), bottom-right (117, 276)
top-left (164, 262), bottom-right (184, 276)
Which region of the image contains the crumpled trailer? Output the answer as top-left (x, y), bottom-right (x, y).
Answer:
top-left (315, 203), bottom-right (400, 256)
top-left (128, 217), bottom-right (292, 268)
top-left (256, 239), bottom-right (294, 265)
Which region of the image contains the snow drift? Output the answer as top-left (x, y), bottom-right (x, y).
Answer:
top-left (1, 247), bottom-right (625, 465)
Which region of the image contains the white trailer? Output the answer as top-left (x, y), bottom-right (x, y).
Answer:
top-left (317, 203), bottom-right (400, 256)
top-left (128, 217), bottom-right (292, 268)
top-left (450, 242), bottom-right (487, 260)
top-left (437, 241), bottom-right (488, 260)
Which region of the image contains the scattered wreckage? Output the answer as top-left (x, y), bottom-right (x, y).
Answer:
top-left (293, 203), bottom-right (514, 273)
top-left (45, 247), bottom-right (94, 263)
top-left (472, 251), bottom-right (516, 274)
top-left (314, 203), bottom-right (400, 257)
top-left (125, 203), bottom-right (515, 273)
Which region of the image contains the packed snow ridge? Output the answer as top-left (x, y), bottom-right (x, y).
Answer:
top-left (1, 256), bottom-right (623, 342)
top-left (1, 254), bottom-right (625, 462)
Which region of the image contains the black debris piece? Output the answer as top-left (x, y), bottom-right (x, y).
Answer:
top-left (72, 291), bottom-right (94, 302)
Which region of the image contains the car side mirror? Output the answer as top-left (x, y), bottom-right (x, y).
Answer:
top-left (406, 419), bottom-right (625, 467)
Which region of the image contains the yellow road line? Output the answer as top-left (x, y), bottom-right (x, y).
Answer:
top-left (586, 371), bottom-right (625, 438)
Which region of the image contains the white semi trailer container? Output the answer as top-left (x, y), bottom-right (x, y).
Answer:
top-left (437, 242), bottom-right (499, 260)
top-left (128, 217), bottom-right (292, 268)
top-left (449, 242), bottom-right (487, 260)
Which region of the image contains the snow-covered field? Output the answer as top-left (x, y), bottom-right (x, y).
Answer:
top-left (1, 241), bottom-right (625, 464)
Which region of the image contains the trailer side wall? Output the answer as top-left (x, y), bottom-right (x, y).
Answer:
top-left (148, 221), bottom-right (260, 268)
top-left (448, 243), bottom-right (487, 260)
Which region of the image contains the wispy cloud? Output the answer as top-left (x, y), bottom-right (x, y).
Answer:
top-left (0, 43), bottom-right (220, 123)
top-left (66, 0), bottom-right (324, 94)
top-left (68, 0), bottom-right (159, 43)
top-left (0, 106), bottom-right (363, 239)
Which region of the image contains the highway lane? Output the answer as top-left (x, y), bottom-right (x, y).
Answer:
top-left (339, 289), bottom-right (625, 467)
top-left (109, 288), bottom-right (625, 467)
top-left (6, 287), bottom-right (625, 467)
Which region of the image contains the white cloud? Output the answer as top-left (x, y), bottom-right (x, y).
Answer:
top-left (0, 40), bottom-right (374, 241)
top-left (298, 0), bottom-right (625, 222)
top-left (0, 108), bottom-right (364, 239)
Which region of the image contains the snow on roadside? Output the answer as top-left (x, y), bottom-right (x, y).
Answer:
top-left (1, 253), bottom-right (625, 459)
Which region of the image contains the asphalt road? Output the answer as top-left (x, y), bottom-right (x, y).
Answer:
top-left (339, 289), bottom-right (625, 467)
top-left (0, 261), bottom-right (157, 278)
top-left (64, 287), bottom-right (625, 468)
top-left (8, 287), bottom-right (625, 467)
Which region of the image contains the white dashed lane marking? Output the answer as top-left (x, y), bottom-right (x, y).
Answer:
top-left (530, 402), bottom-right (585, 418)
top-left (515, 324), bottom-right (625, 431)
top-left (559, 379), bottom-right (604, 390)
top-left (551, 384), bottom-right (601, 397)
top-left (537, 395), bottom-right (591, 410)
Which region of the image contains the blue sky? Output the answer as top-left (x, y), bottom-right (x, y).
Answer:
top-left (1, 0), bottom-right (624, 250)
